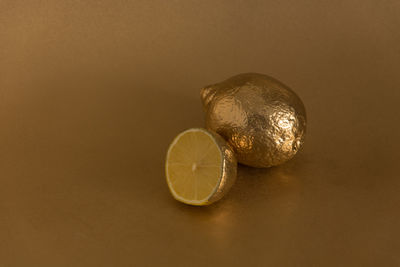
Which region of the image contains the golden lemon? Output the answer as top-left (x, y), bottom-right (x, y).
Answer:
top-left (165, 128), bottom-right (237, 205)
top-left (201, 73), bottom-right (306, 168)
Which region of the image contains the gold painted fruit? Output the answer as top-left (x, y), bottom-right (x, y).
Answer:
top-left (165, 128), bottom-right (237, 205)
top-left (201, 73), bottom-right (306, 168)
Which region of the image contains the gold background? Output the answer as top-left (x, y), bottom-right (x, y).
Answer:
top-left (1, 1), bottom-right (399, 266)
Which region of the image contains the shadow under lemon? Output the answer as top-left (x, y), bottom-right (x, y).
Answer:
top-left (169, 150), bottom-right (307, 250)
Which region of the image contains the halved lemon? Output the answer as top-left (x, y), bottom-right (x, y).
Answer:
top-left (165, 128), bottom-right (237, 206)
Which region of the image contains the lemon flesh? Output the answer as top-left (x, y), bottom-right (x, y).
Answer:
top-left (166, 129), bottom-right (224, 205)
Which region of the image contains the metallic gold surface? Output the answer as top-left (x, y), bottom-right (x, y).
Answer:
top-left (1, 1), bottom-right (400, 266)
top-left (165, 128), bottom-right (237, 205)
top-left (202, 73), bottom-right (306, 167)
top-left (207, 130), bottom-right (237, 204)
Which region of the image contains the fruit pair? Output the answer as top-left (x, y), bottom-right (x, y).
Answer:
top-left (166, 73), bottom-right (307, 205)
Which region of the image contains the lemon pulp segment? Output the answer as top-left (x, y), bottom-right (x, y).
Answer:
top-left (166, 129), bottom-right (223, 205)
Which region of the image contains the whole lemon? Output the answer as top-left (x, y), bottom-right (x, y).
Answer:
top-left (201, 73), bottom-right (306, 168)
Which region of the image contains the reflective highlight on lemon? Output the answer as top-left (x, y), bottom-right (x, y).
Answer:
top-left (165, 128), bottom-right (237, 206)
top-left (201, 73), bottom-right (307, 168)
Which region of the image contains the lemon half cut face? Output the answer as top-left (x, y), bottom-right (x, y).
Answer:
top-left (165, 128), bottom-right (237, 206)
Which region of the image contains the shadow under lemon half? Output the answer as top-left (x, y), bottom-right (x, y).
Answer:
top-left (165, 128), bottom-right (237, 206)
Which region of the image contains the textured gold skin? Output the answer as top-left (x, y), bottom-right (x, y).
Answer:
top-left (201, 73), bottom-right (306, 168)
top-left (206, 130), bottom-right (237, 204)
top-left (165, 128), bottom-right (237, 205)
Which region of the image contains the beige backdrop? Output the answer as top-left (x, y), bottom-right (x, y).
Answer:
top-left (1, 1), bottom-right (400, 266)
